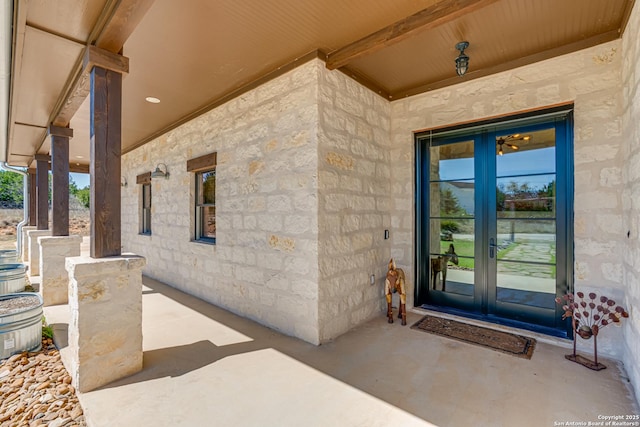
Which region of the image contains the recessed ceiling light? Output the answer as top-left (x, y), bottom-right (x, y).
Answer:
top-left (145, 97), bottom-right (161, 104)
top-left (75, 155), bottom-right (84, 159)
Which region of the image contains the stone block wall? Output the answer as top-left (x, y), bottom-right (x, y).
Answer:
top-left (317, 65), bottom-right (392, 341)
top-left (389, 40), bottom-right (626, 355)
top-left (121, 23), bottom-right (640, 369)
top-left (122, 61), bottom-right (321, 344)
top-left (621, 0), bottom-right (640, 405)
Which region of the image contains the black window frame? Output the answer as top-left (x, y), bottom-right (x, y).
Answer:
top-left (140, 182), bottom-right (151, 235)
top-left (194, 168), bottom-right (216, 244)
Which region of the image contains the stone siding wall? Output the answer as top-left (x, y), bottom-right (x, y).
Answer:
top-left (121, 27), bottom-right (640, 375)
top-left (390, 40), bottom-right (626, 355)
top-left (317, 65), bottom-right (392, 341)
top-left (622, 0), bottom-right (640, 405)
top-left (122, 61), bottom-right (321, 344)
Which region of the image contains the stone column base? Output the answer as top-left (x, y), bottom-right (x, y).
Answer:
top-left (21, 226), bottom-right (36, 262)
top-left (27, 230), bottom-right (51, 276)
top-left (38, 236), bottom-right (82, 306)
top-left (65, 254), bottom-right (146, 393)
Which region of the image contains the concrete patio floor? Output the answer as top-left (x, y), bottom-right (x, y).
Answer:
top-left (41, 274), bottom-right (639, 427)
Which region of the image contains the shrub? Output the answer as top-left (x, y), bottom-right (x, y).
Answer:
top-left (441, 220), bottom-right (460, 233)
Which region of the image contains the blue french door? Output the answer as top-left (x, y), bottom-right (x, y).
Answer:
top-left (415, 110), bottom-right (573, 336)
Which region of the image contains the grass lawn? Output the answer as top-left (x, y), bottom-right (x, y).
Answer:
top-left (439, 239), bottom-right (556, 277)
top-left (440, 239), bottom-right (474, 269)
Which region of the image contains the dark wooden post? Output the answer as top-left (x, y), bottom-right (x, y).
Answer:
top-left (34, 155), bottom-right (50, 230)
top-left (90, 66), bottom-right (122, 258)
top-left (27, 169), bottom-right (37, 226)
top-left (49, 125), bottom-right (73, 236)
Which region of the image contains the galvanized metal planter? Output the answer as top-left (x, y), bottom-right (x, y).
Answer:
top-left (0, 263), bottom-right (27, 295)
top-left (0, 250), bottom-right (18, 264)
top-left (0, 293), bottom-right (43, 359)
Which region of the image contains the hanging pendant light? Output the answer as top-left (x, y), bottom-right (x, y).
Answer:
top-left (455, 41), bottom-right (469, 77)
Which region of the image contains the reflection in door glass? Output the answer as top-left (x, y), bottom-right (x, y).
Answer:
top-left (495, 128), bottom-right (557, 310)
top-left (429, 140), bottom-right (475, 296)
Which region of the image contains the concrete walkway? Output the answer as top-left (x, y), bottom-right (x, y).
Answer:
top-left (43, 275), bottom-right (639, 427)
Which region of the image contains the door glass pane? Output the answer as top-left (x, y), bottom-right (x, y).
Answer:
top-left (495, 127), bottom-right (557, 310)
top-left (430, 181), bottom-right (474, 217)
top-left (430, 141), bottom-right (474, 181)
top-left (497, 175), bottom-right (555, 218)
top-left (429, 139), bottom-right (475, 297)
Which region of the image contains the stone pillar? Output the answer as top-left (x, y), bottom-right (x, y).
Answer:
top-left (21, 226), bottom-right (37, 262)
top-left (27, 229), bottom-right (51, 276)
top-left (38, 235), bottom-right (82, 306)
top-left (65, 254), bottom-right (146, 392)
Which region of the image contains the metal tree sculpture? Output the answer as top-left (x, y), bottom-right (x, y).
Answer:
top-left (556, 292), bottom-right (629, 371)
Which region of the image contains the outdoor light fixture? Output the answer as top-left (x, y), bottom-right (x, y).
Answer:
top-left (455, 41), bottom-right (469, 77)
top-left (150, 163), bottom-right (170, 179)
top-left (121, 176), bottom-right (128, 187)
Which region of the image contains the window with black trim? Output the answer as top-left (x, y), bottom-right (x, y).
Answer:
top-left (188, 152), bottom-right (217, 244)
top-left (137, 172), bottom-right (152, 235)
top-left (141, 183), bottom-right (151, 234)
top-left (195, 170), bottom-right (215, 242)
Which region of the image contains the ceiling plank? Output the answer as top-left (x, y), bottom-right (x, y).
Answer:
top-left (390, 30), bottom-right (621, 100)
top-left (123, 50), bottom-right (326, 155)
top-left (326, 0), bottom-right (500, 70)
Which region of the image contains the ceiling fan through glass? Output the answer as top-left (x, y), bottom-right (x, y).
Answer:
top-left (496, 134), bottom-right (530, 156)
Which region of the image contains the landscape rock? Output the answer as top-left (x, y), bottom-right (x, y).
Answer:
top-left (0, 339), bottom-right (86, 427)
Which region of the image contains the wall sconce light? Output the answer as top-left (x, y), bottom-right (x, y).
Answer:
top-left (121, 176), bottom-right (128, 187)
top-left (150, 163), bottom-right (170, 179)
top-left (455, 41), bottom-right (469, 77)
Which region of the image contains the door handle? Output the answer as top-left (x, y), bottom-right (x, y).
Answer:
top-left (489, 238), bottom-right (497, 258)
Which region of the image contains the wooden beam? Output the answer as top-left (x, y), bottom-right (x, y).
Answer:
top-left (53, 47), bottom-right (129, 126)
top-left (48, 124), bottom-right (74, 139)
top-left (27, 169), bottom-right (36, 227)
top-left (52, 72), bottom-right (91, 127)
top-left (94, 0), bottom-right (156, 52)
top-left (84, 45), bottom-right (129, 75)
top-left (50, 128), bottom-right (71, 236)
top-left (34, 161), bottom-right (89, 174)
top-left (186, 153), bottom-right (217, 172)
top-left (36, 158), bottom-right (49, 230)
top-left (69, 164), bottom-right (90, 174)
top-left (49, 0), bottom-right (153, 128)
top-left (136, 172), bottom-right (151, 185)
top-left (90, 66), bottom-right (122, 258)
top-left (326, 0), bottom-right (499, 70)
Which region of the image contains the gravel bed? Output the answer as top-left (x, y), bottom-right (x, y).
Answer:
top-left (0, 339), bottom-right (86, 426)
top-left (0, 295), bottom-right (41, 316)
